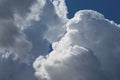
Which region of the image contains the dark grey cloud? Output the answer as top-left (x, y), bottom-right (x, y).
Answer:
top-left (0, 20), bottom-right (32, 63)
top-left (0, 21), bottom-right (19, 47)
top-left (0, 0), bottom-right (37, 61)
top-left (0, 56), bottom-right (35, 80)
top-left (0, 0), bottom-right (36, 19)
top-left (0, 0), bottom-right (37, 80)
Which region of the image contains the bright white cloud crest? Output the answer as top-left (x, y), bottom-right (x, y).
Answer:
top-left (0, 0), bottom-right (120, 80)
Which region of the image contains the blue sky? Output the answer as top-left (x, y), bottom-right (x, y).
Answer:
top-left (65, 0), bottom-right (120, 23)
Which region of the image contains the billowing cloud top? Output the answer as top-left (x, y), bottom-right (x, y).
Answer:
top-left (0, 0), bottom-right (120, 80)
top-left (34, 10), bottom-right (120, 80)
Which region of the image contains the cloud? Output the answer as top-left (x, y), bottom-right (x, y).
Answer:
top-left (0, 0), bottom-right (68, 62)
top-left (23, 0), bottom-right (68, 58)
top-left (0, 0), bottom-right (35, 20)
top-left (0, 0), bottom-right (37, 62)
top-left (33, 45), bottom-right (105, 80)
top-left (34, 0), bottom-right (68, 42)
top-left (16, 0), bottom-right (68, 42)
top-left (0, 56), bottom-right (35, 80)
top-left (34, 10), bottom-right (120, 80)
top-left (0, 0), bottom-right (68, 80)
top-left (0, 20), bottom-right (32, 63)
top-left (65, 10), bottom-right (120, 80)
top-left (51, 0), bottom-right (68, 18)
top-left (0, 1), bottom-right (34, 78)
top-left (1, 0), bottom-right (120, 80)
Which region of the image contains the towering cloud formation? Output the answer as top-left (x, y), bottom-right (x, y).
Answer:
top-left (65, 10), bottom-right (120, 80)
top-left (0, 0), bottom-right (120, 80)
top-left (34, 10), bottom-right (120, 80)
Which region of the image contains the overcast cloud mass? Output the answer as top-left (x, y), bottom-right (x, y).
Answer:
top-left (0, 0), bottom-right (120, 80)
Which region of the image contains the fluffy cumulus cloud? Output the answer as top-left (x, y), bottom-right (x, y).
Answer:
top-left (33, 45), bottom-right (105, 80)
top-left (65, 10), bottom-right (120, 80)
top-left (1, 0), bottom-right (120, 80)
top-left (34, 10), bottom-right (120, 80)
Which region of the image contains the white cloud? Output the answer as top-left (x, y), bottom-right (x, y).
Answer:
top-left (51, 0), bottom-right (68, 19)
top-left (33, 45), bottom-right (105, 80)
top-left (34, 10), bottom-right (120, 80)
top-left (65, 10), bottom-right (120, 80)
